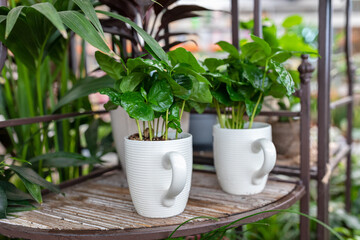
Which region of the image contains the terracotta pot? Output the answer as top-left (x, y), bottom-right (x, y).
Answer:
top-left (213, 122), bottom-right (276, 195)
top-left (125, 132), bottom-right (192, 218)
top-left (271, 121), bottom-right (300, 158)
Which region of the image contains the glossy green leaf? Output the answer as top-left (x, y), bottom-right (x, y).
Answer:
top-left (189, 80), bottom-right (212, 104)
top-left (31, 2), bottom-right (67, 39)
top-left (54, 75), bottom-right (115, 111)
top-left (10, 165), bottom-right (60, 194)
top-left (241, 42), bottom-right (261, 59)
top-left (167, 74), bottom-right (191, 100)
top-left (211, 85), bottom-right (232, 106)
top-left (121, 92), bottom-right (154, 121)
top-left (148, 79), bottom-right (173, 112)
top-left (226, 85), bottom-right (253, 102)
top-left (173, 64), bottom-right (211, 86)
top-left (216, 41), bottom-right (239, 59)
top-left (245, 96), bottom-right (263, 119)
top-left (17, 175), bottom-right (42, 204)
top-left (5, 6), bottom-right (25, 39)
top-left (72, 0), bottom-right (105, 38)
top-left (203, 58), bottom-right (225, 73)
top-left (186, 101), bottom-right (207, 114)
top-left (119, 73), bottom-right (147, 93)
top-left (97, 10), bottom-right (169, 64)
top-left (168, 48), bottom-right (205, 72)
top-left (0, 185), bottom-right (7, 218)
top-left (29, 152), bottom-right (102, 168)
top-left (59, 10), bottom-right (111, 55)
top-left (279, 33), bottom-right (317, 54)
top-left (270, 50), bottom-right (292, 63)
top-left (250, 34), bottom-right (271, 56)
top-left (0, 181), bottom-right (32, 201)
top-left (99, 88), bottom-right (121, 105)
top-left (95, 51), bottom-right (123, 80)
top-left (242, 64), bottom-right (270, 91)
top-left (282, 15), bottom-right (302, 28)
top-left (267, 82), bottom-right (287, 98)
top-left (269, 59), bottom-right (295, 96)
top-left (127, 58), bottom-right (164, 73)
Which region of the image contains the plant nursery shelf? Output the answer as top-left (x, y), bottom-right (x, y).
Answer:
top-left (0, 168), bottom-right (304, 240)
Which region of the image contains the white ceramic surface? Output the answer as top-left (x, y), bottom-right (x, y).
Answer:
top-left (213, 122), bottom-right (276, 195)
top-left (110, 107), bottom-right (190, 173)
top-left (125, 133), bottom-right (193, 218)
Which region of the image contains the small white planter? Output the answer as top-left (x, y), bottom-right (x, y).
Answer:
top-left (125, 133), bottom-right (192, 218)
top-left (213, 122), bottom-right (276, 195)
top-left (110, 107), bottom-right (190, 173)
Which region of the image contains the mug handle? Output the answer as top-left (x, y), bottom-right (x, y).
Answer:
top-left (162, 152), bottom-right (187, 207)
top-left (251, 138), bottom-right (276, 185)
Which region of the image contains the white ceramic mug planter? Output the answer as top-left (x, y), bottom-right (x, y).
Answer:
top-left (111, 107), bottom-right (190, 173)
top-left (125, 133), bottom-right (192, 218)
top-left (213, 122), bottom-right (276, 195)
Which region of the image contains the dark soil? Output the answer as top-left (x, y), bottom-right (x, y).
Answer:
top-left (128, 133), bottom-right (166, 141)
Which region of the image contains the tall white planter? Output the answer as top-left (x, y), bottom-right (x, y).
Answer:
top-left (125, 133), bottom-right (192, 218)
top-left (213, 122), bottom-right (276, 195)
top-left (110, 107), bottom-right (190, 173)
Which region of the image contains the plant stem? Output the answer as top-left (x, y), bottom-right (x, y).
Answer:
top-left (231, 107), bottom-right (235, 129)
top-left (175, 100), bottom-right (186, 139)
top-left (165, 109), bottom-right (169, 140)
top-left (136, 120), bottom-right (143, 140)
top-left (148, 121), bottom-right (153, 141)
top-left (214, 100), bottom-right (224, 128)
top-left (156, 118), bottom-right (160, 137)
top-left (249, 92), bottom-right (263, 129)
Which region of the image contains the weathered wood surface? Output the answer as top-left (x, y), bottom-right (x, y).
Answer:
top-left (0, 170), bottom-right (303, 240)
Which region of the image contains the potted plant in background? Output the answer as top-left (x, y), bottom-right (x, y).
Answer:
top-left (202, 36), bottom-right (297, 195)
top-left (95, 11), bottom-right (212, 217)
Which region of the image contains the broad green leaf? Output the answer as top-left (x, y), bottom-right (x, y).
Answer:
top-left (29, 152), bottom-right (102, 168)
top-left (173, 64), bottom-right (211, 86)
top-left (241, 42), bottom-right (261, 59)
top-left (127, 57), bottom-right (164, 73)
top-left (95, 51), bottom-right (123, 80)
top-left (0, 181), bottom-right (32, 201)
top-left (186, 101), bottom-right (207, 114)
top-left (72, 0), bottom-right (105, 38)
top-left (59, 10), bottom-right (111, 55)
top-left (168, 104), bottom-right (182, 133)
top-left (211, 84), bottom-right (232, 106)
top-left (168, 48), bottom-right (205, 73)
top-left (282, 15), bottom-right (302, 28)
top-left (0, 185), bottom-right (7, 218)
top-left (99, 88), bottom-right (121, 105)
top-left (5, 6), bottom-right (25, 39)
top-left (242, 64), bottom-right (270, 92)
top-left (189, 80), bottom-right (212, 103)
top-left (121, 92), bottom-right (154, 121)
top-left (216, 41), bottom-right (239, 59)
top-left (269, 59), bottom-right (295, 96)
top-left (10, 165), bottom-right (60, 194)
top-left (245, 96), bottom-right (263, 119)
top-left (267, 82), bottom-right (287, 98)
top-left (54, 75), bottom-right (115, 111)
top-left (167, 73), bottom-right (191, 100)
top-left (279, 33), bottom-right (317, 54)
top-left (31, 2), bottom-right (67, 39)
top-left (226, 85), bottom-right (253, 102)
top-left (148, 79), bottom-right (173, 112)
top-left (203, 58), bottom-right (225, 73)
top-left (140, 87), bottom-right (147, 101)
top-left (17, 175), bottom-right (42, 204)
top-left (270, 50), bottom-right (292, 63)
top-left (119, 73), bottom-right (147, 93)
top-left (250, 34), bottom-right (271, 56)
top-left (97, 10), bottom-right (169, 64)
